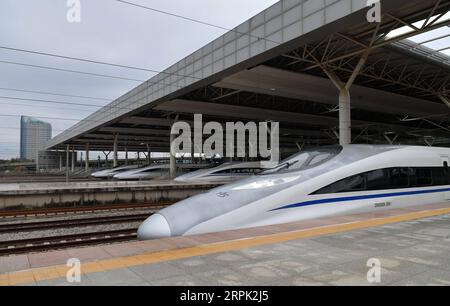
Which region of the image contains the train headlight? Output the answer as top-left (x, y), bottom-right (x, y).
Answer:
top-left (231, 176), bottom-right (300, 190)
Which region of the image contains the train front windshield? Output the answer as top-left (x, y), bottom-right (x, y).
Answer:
top-left (260, 146), bottom-right (343, 175)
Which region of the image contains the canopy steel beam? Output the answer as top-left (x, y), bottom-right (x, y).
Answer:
top-left (301, 3), bottom-right (450, 71)
top-left (280, 1), bottom-right (450, 99)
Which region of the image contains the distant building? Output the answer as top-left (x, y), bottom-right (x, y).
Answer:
top-left (20, 116), bottom-right (52, 161)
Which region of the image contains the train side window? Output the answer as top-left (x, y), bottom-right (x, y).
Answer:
top-left (230, 168), bottom-right (258, 174)
top-left (313, 174), bottom-right (365, 194)
top-left (446, 163), bottom-right (450, 185)
top-left (389, 168), bottom-right (409, 188)
top-left (410, 168), bottom-right (432, 187)
top-left (212, 169), bottom-right (232, 175)
top-left (142, 168), bottom-right (161, 173)
top-left (344, 174), bottom-right (366, 192)
top-left (312, 165), bottom-right (450, 196)
top-left (366, 169), bottom-right (390, 191)
top-left (444, 162), bottom-right (449, 184)
top-left (431, 168), bottom-right (448, 186)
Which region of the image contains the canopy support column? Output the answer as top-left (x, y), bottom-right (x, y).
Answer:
top-left (170, 131), bottom-right (176, 179)
top-left (113, 134), bottom-right (118, 168)
top-left (71, 147), bottom-right (75, 172)
top-left (65, 144), bottom-right (70, 183)
top-left (59, 152), bottom-right (63, 171)
top-left (146, 144), bottom-right (151, 165)
top-left (85, 143), bottom-right (90, 172)
top-left (322, 51), bottom-right (370, 145)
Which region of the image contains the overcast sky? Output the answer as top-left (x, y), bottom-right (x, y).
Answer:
top-left (0, 0), bottom-right (279, 159)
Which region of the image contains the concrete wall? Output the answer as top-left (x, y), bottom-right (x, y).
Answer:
top-left (0, 184), bottom-right (219, 210)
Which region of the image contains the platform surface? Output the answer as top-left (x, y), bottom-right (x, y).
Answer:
top-left (2, 203), bottom-right (450, 286)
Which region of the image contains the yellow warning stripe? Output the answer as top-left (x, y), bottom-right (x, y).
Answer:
top-left (2, 206), bottom-right (450, 286)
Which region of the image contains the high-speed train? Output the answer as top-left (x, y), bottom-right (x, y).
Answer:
top-left (174, 161), bottom-right (267, 183)
top-left (114, 163), bottom-right (171, 180)
top-left (114, 163), bottom-right (211, 180)
top-left (137, 145), bottom-right (450, 239)
top-left (91, 165), bottom-right (139, 179)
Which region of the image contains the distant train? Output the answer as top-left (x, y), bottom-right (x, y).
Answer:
top-left (113, 163), bottom-right (170, 180)
top-left (91, 165), bottom-right (139, 179)
top-left (113, 163), bottom-right (211, 180)
top-left (138, 145), bottom-right (450, 239)
top-left (174, 161), bottom-right (267, 183)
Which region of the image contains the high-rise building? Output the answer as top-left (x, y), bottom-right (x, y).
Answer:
top-left (20, 116), bottom-right (52, 161)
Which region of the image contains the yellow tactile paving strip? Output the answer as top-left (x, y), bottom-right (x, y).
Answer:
top-left (2, 206), bottom-right (450, 286)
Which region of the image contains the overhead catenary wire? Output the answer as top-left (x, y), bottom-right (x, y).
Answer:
top-left (0, 87), bottom-right (113, 101)
top-left (0, 1), bottom-right (283, 89)
top-left (0, 96), bottom-right (134, 138)
top-left (0, 97), bottom-right (144, 140)
top-left (114, 0), bottom-right (281, 46)
top-left (0, 101), bottom-right (96, 113)
top-left (0, 96), bottom-right (107, 109)
top-left (0, 64), bottom-right (149, 140)
top-left (0, 60), bottom-right (146, 83)
top-left (0, 95), bottom-right (171, 114)
top-left (0, 1), bottom-right (285, 152)
top-left (0, 114), bottom-right (84, 122)
top-left (0, 45), bottom-right (161, 73)
top-left (116, 0), bottom-right (235, 33)
top-left (0, 114), bottom-right (169, 128)
top-left (0, 126), bottom-right (65, 133)
top-left (0, 45), bottom-right (205, 81)
top-left (0, 113), bottom-right (175, 144)
top-left (0, 1), bottom-right (285, 110)
top-left (0, 58), bottom-right (195, 91)
top-left (0, 95), bottom-right (179, 137)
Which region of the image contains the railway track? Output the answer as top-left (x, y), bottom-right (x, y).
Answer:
top-left (0, 229), bottom-right (138, 256)
top-left (0, 202), bottom-right (173, 219)
top-left (0, 203), bottom-right (171, 255)
top-left (0, 213), bottom-right (152, 233)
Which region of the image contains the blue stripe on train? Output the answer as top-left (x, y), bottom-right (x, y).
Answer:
top-left (271, 187), bottom-right (450, 211)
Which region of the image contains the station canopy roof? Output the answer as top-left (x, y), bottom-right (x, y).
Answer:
top-left (46, 0), bottom-right (450, 153)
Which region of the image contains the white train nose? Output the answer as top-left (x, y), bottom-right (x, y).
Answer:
top-left (137, 214), bottom-right (172, 240)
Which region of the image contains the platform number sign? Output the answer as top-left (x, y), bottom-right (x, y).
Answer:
top-left (66, 258), bottom-right (82, 283)
top-left (367, 258), bottom-right (381, 284)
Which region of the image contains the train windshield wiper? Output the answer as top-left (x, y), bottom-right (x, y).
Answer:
top-left (261, 160), bottom-right (299, 175)
top-left (284, 160), bottom-right (299, 170)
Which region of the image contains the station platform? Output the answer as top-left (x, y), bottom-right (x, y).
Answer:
top-left (2, 202), bottom-right (450, 286)
top-left (0, 180), bottom-right (221, 193)
top-left (0, 181), bottom-right (220, 210)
